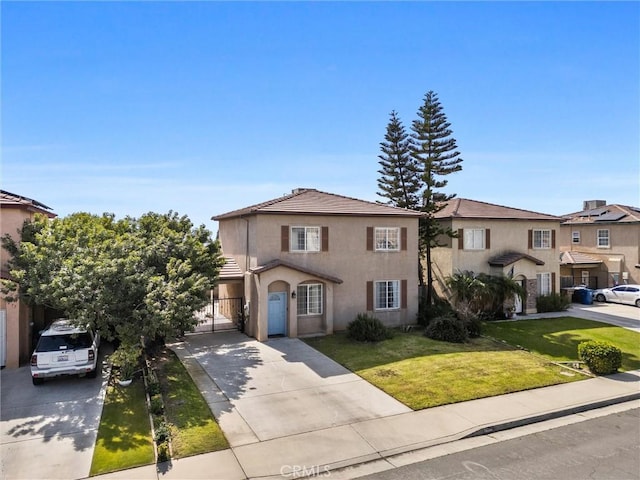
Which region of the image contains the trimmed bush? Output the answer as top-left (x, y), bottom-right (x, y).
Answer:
top-left (536, 293), bottom-right (570, 313)
top-left (418, 297), bottom-right (454, 326)
top-left (150, 394), bottom-right (164, 415)
top-left (154, 422), bottom-right (172, 445)
top-left (424, 315), bottom-right (468, 343)
top-left (347, 313), bottom-right (393, 342)
top-left (157, 441), bottom-right (170, 463)
top-left (578, 340), bottom-right (622, 375)
top-left (465, 318), bottom-right (482, 338)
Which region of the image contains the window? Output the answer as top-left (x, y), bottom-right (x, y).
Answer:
top-left (375, 227), bottom-right (400, 251)
top-left (297, 284), bottom-right (322, 315)
top-left (581, 271), bottom-right (589, 286)
top-left (572, 231), bottom-right (580, 244)
top-left (597, 229), bottom-right (610, 248)
top-left (463, 229), bottom-right (485, 250)
top-left (537, 272), bottom-right (551, 296)
top-left (291, 227), bottom-right (320, 252)
top-left (375, 280), bottom-right (399, 310)
top-left (533, 229), bottom-right (551, 249)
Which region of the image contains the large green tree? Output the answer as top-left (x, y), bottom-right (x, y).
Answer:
top-left (376, 91), bottom-right (463, 298)
top-left (2, 211), bottom-right (224, 346)
top-left (377, 110), bottom-right (421, 210)
top-left (411, 91), bottom-right (463, 303)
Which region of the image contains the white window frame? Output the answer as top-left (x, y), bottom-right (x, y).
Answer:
top-left (597, 229), bottom-right (610, 248)
top-left (463, 228), bottom-right (485, 250)
top-left (375, 227), bottom-right (400, 251)
top-left (297, 283), bottom-right (322, 315)
top-left (572, 231), bottom-right (580, 244)
top-left (533, 229), bottom-right (551, 249)
top-left (374, 280), bottom-right (400, 310)
top-left (290, 226), bottom-right (320, 252)
top-left (537, 272), bottom-right (552, 296)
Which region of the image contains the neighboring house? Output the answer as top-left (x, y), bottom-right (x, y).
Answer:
top-left (0, 190), bottom-right (56, 368)
top-left (559, 200), bottom-right (640, 289)
top-left (432, 198), bottom-right (562, 314)
top-left (213, 188), bottom-right (422, 341)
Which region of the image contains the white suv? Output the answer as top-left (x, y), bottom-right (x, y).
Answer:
top-left (30, 319), bottom-right (100, 385)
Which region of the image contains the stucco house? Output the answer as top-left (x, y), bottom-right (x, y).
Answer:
top-left (431, 198), bottom-right (562, 314)
top-left (0, 190), bottom-right (57, 368)
top-left (559, 200), bottom-right (640, 289)
top-left (213, 188), bottom-right (422, 341)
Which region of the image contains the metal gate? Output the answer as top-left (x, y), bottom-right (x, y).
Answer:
top-left (194, 297), bottom-right (245, 333)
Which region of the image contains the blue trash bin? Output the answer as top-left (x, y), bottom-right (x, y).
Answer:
top-left (582, 289), bottom-right (593, 305)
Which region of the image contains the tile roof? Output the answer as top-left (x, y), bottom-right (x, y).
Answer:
top-left (435, 198), bottom-right (560, 221)
top-left (0, 190), bottom-right (55, 216)
top-left (250, 259), bottom-right (343, 284)
top-left (488, 251), bottom-right (545, 267)
top-left (559, 251), bottom-right (603, 265)
top-left (561, 204), bottom-right (640, 224)
top-left (213, 188), bottom-right (424, 220)
top-left (219, 256), bottom-right (244, 280)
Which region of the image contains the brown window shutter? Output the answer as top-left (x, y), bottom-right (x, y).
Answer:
top-left (366, 281), bottom-right (373, 311)
top-left (552, 272), bottom-right (556, 292)
top-left (401, 227), bottom-right (407, 251)
top-left (458, 229), bottom-right (464, 249)
top-left (401, 279), bottom-right (407, 308)
top-left (551, 229), bottom-right (556, 249)
top-left (485, 229), bottom-right (491, 250)
top-left (528, 230), bottom-right (533, 249)
top-left (321, 226), bottom-right (329, 252)
top-left (367, 227), bottom-right (374, 251)
top-left (281, 225), bottom-right (289, 252)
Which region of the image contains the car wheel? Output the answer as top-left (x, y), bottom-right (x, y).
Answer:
top-left (86, 369), bottom-right (97, 379)
top-left (32, 377), bottom-right (44, 386)
top-left (636, 299), bottom-right (640, 308)
top-left (595, 293), bottom-right (606, 302)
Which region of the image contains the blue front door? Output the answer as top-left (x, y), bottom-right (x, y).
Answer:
top-left (268, 292), bottom-right (286, 336)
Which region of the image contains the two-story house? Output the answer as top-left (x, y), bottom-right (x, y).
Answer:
top-left (559, 200), bottom-right (640, 289)
top-left (0, 190), bottom-right (56, 368)
top-left (213, 188), bottom-right (422, 341)
top-left (432, 198), bottom-right (562, 314)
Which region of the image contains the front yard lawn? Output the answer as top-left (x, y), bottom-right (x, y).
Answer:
top-left (304, 331), bottom-right (585, 410)
top-left (90, 379), bottom-right (155, 476)
top-left (483, 317), bottom-right (640, 371)
top-left (154, 349), bottom-right (229, 458)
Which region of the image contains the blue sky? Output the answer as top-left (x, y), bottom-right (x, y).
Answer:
top-left (2, 1), bottom-right (638, 231)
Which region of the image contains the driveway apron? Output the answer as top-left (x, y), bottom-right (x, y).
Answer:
top-left (0, 355), bottom-right (109, 480)
top-left (177, 332), bottom-right (411, 444)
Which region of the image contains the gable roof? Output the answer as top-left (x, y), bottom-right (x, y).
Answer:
top-left (561, 204), bottom-right (640, 225)
top-left (213, 188), bottom-right (423, 220)
top-left (435, 198), bottom-right (560, 221)
top-left (250, 259), bottom-right (343, 284)
top-left (489, 251), bottom-right (545, 267)
top-left (559, 251), bottom-right (603, 266)
top-left (0, 190), bottom-right (55, 217)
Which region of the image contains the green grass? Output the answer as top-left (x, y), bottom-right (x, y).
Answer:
top-left (90, 380), bottom-right (155, 476)
top-left (483, 317), bottom-right (640, 371)
top-left (305, 331), bottom-right (584, 410)
top-left (158, 350), bottom-right (229, 458)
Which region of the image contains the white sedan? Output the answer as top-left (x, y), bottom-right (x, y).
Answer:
top-left (593, 284), bottom-right (640, 307)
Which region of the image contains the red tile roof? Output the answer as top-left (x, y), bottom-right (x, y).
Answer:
top-left (250, 259), bottom-right (343, 284)
top-left (435, 198), bottom-right (560, 221)
top-left (213, 188), bottom-right (424, 220)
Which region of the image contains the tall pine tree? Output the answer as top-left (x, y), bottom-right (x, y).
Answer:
top-left (411, 91), bottom-right (463, 302)
top-left (377, 110), bottom-right (421, 210)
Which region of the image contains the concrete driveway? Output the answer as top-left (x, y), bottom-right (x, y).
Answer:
top-left (566, 302), bottom-right (640, 332)
top-left (179, 332), bottom-right (411, 445)
top-left (1, 350), bottom-right (110, 480)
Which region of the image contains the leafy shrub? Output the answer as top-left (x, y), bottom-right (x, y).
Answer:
top-left (424, 315), bottom-right (468, 343)
top-left (417, 297), bottom-right (454, 326)
top-left (536, 293), bottom-right (570, 313)
top-left (157, 441), bottom-right (170, 463)
top-left (150, 394), bottom-right (164, 415)
top-left (465, 318), bottom-right (482, 338)
top-left (154, 421), bottom-right (172, 445)
top-left (146, 369), bottom-right (161, 396)
top-left (347, 313), bottom-right (393, 342)
top-left (578, 340), bottom-right (622, 375)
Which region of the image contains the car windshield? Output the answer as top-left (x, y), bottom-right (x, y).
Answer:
top-left (36, 333), bottom-right (92, 352)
